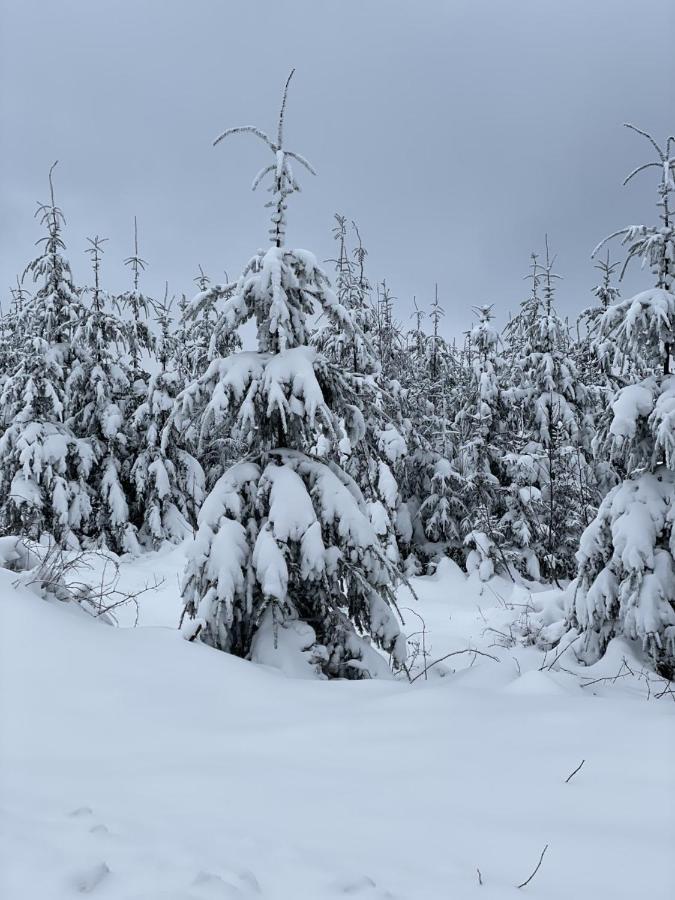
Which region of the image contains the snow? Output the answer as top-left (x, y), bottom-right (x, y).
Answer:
top-left (1, 547), bottom-right (673, 900)
top-left (570, 468), bottom-right (675, 667)
top-left (609, 379), bottom-right (656, 441)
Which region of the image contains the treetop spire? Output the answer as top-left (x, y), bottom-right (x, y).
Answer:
top-left (213, 68), bottom-right (316, 248)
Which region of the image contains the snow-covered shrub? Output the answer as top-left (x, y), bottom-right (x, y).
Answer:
top-left (417, 456), bottom-right (466, 552)
top-left (464, 530), bottom-right (498, 581)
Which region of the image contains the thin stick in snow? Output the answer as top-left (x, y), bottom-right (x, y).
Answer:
top-left (564, 759), bottom-right (585, 783)
top-left (408, 648), bottom-right (499, 683)
top-left (516, 844), bottom-right (549, 889)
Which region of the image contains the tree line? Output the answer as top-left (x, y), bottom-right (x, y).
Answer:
top-left (1, 75), bottom-right (673, 678)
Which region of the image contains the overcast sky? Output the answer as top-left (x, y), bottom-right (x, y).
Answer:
top-left (1, 0), bottom-right (673, 338)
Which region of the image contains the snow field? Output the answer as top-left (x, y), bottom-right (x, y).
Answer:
top-left (1, 554), bottom-right (673, 899)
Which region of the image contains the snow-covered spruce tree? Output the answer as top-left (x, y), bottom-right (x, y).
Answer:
top-left (66, 236), bottom-right (139, 554)
top-left (454, 304), bottom-right (509, 579)
top-left (174, 269), bottom-right (213, 383)
top-left (117, 217), bottom-right (154, 393)
top-left (501, 244), bottom-right (593, 581)
top-left (374, 279), bottom-right (407, 380)
top-left (169, 264), bottom-right (243, 487)
top-left (575, 254), bottom-right (624, 495)
top-left (400, 287), bottom-right (467, 570)
top-left (0, 163), bottom-right (92, 543)
top-left (171, 268), bottom-right (244, 489)
top-left (406, 285), bottom-right (455, 447)
top-left (0, 278), bottom-right (29, 416)
top-left (178, 71), bottom-right (406, 678)
top-left (130, 296), bottom-right (205, 547)
top-left (312, 215), bottom-right (378, 373)
top-left (310, 216), bottom-right (410, 572)
top-left (174, 266), bottom-right (242, 388)
top-left (577, 253), bottom-right (622, 381)
top-left (564, 126), bottom-right (675, 677)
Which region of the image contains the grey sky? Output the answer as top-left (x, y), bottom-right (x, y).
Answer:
top-left (1, 0), bottom-right (673, 338)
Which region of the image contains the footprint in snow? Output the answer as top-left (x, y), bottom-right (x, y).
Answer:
top-left (191, 871), bottom-right (246, 896)
top-left (69, 806), bottom-right (94, 818)
top-left (236, 870), bottom-right (261, 894)
top-left (72, 861), bottom-right (110, 893)
top-left (333, 875), bottom-right (399, 897)
top-left (335, 874), bottom-right (377, 894)
top-left (124, 892), bottom-right (201, 900)
top-left (192, 869), bottom-right (262, 896)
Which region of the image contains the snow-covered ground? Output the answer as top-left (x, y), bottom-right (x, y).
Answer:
top-left (1, 549), bottom-right (673, 900)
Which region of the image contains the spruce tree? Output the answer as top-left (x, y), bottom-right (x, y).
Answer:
top-left (454, 304), bottom-right (508, 579)
top-left (0, 278), bottom-right (28, 414)
top-left (117, 217), bottom-right (154, 393)
top-left (575, 254), bottom-right (623, 495)
top-left (402, 287), bottom-right (466, 569)
top-left (0, 163), bottom-right (92, 543)
top-left (66, 236), bottom-right (139, 554)
top-left (564, 126), bottom-right (675, 677)
top-left (311, 216), bottom-right (411, 572)
top-left (501, 244), bottom-right (592, 581)
top-left (130, 295), bottom-right (205, 547)
top-left (179, 72), bottom-right (406, 677)
top-left (174, 266), bottom-right (242, 388)
top-left (311, 216), bottom-right (377, 373)
top-left (171, 267), bottom-right (244, 488)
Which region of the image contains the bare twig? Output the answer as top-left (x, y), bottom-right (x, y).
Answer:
top-left (516, 844), bottom-right (549, 889)
top-left (541, 633), bottom-right (582, 672)
top-left (564, 759), bottom-right (585, 783)
top-left (580, 659), bottom-right (633, 688)
top-left (409, 648), bottom-right (499, 684)
top-left (401, 605), bottom-right (430, 680)
top-left (16, 539), bottom-right (163, 627)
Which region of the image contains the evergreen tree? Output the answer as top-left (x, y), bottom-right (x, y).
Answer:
top-left (575, 254), bottom-right (623, 495)
top-left (454, 304), bottom-right (508, 578)
top-left (66, 236), bottom-right (139, 554)
top-left (0, 278), bottom-right (29, 412)
top-left (311, 215), bottom-right (377, 373)
top-left (311, 216), bottom-right (410, 572)
top-left (171, 266), bottom-right (244, 488)
top-left (402, 287), bottom-right (466, 570)
top-left (501, 243), bottom-right (593, 581)
top-left (564, 126), bottom-right (675, 677)
top-left (175, 269), bottom-right (213, 382)
top-left (0, 163), bottom-right (92, 543)
top-left (174, 265), bottom-right (242, 387)
top-left (130, 295), bottom-right (205, 547)
top-left (179, 72), bottom-right (406, 678)
top-left (117, 217), bottom-right (154, 392)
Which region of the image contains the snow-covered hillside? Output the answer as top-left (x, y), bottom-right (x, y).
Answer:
top-left (1, 549), bottom-right (672, 900)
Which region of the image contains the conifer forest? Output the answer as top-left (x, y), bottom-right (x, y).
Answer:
top-left (1, 4), bottom-right (673, 899)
